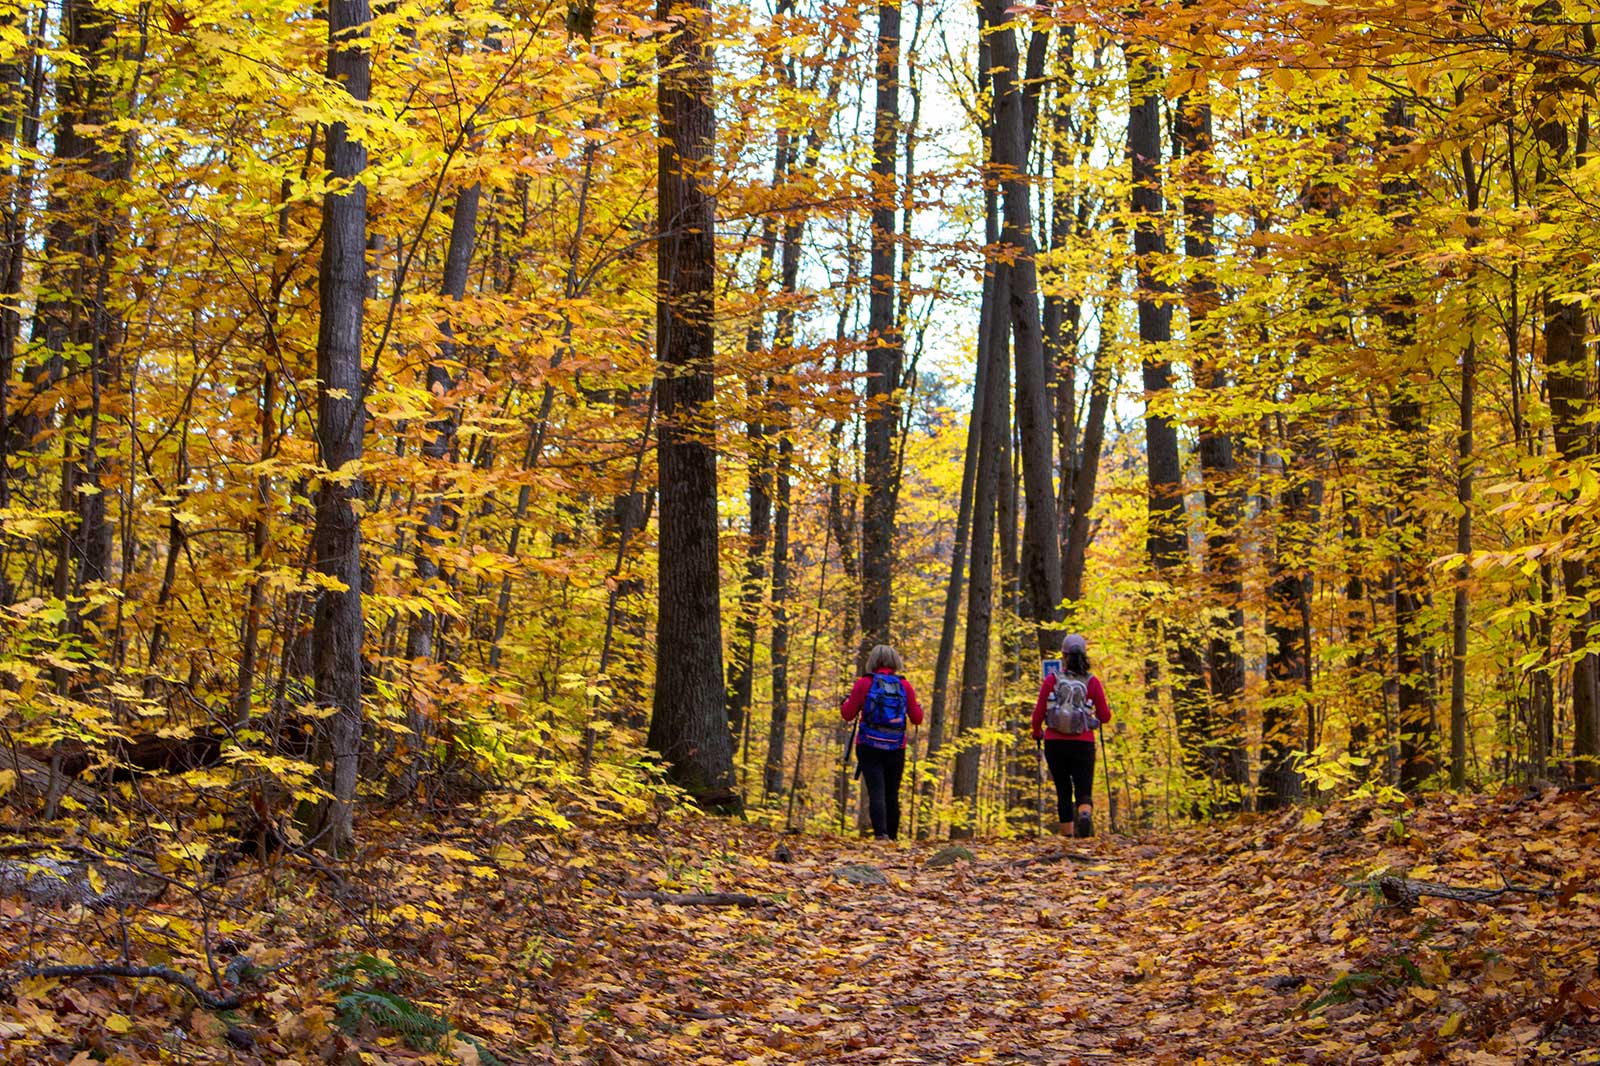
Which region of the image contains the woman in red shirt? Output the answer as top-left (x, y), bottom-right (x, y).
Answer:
top-left (1031, 633), bottom-right (1112, 837)
top-left (841, 644), bottom-right (925, 840)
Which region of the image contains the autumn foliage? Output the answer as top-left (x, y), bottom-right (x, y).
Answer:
top-left (1, 0), bottom-right (1599, 1059)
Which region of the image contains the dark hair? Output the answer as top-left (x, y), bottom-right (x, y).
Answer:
top-left (1063, 648), bottom-right (1091, 676)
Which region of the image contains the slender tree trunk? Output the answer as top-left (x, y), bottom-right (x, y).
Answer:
top-left (1449, 132), bottom-right (1481, 790)
top-left (1342, 465), bottom-right (1374, 766)
top-left (979, 0), bottom-right (1061, 648)
top-left (765, 431), bottom-right (792, 799)
top-left (1381, 98), bottom-right (1437, 792)
top-left (726, 207), bottom-right (779, 743)
top-left (952, 266), bottom-right (1010, 839)
top-left (306, 0), bottom-right (373, 853)
top-left (406, 179), bottom-right (480, 662)
top-left (1260, 415), bottom-right (1310, 810)
top-left (998, 371), bottom-right (1021, 680)
top-left (648, 0), bottom-right (737, 805)
top-left (1126, 34), bottom-right (1207, 768)
top-left (1061, 326), bottom-right (1111, 603)
top-left (923, 222), bottom-right (990, 834)
top-left (1175, 76), bottom-right (1247, 793)
top-left (0, 16), bottom-right (42, 515)
top-left (396, 173), bottom-right (480, 794)
top-left (860, 0), bottom-right (901, 652)
top-left (762, 140), bottom-right (814, 798)
top-left (30, 0), bottom-right (125, 637)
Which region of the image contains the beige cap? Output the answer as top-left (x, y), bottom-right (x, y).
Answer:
top-left (1062, 633), bottom-right (1087, 654)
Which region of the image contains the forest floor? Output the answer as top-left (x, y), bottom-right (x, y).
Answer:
top-left (4, 786), bottom-right (1600, 1065)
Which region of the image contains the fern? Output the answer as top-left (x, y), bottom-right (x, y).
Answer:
top-left (323, 953), bottom-right (402, 993)
top-left (326, 962), bottom-right (503, 1063)
top-left (335, 988), bottom-right (452, 1047)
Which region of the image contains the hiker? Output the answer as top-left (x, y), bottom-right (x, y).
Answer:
top-left (1031, 633), bottom-right (1112, 837)
top-left (840, 644), bottom-right (924, 841)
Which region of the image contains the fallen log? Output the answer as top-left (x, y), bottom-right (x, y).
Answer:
top-left (1, 749), bottom-right (102, 810)
top-left (19, 962), bottom-right (242, 1010)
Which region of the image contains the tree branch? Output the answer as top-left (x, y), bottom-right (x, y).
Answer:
top-left (20, 963), bottom-right (244, 1010)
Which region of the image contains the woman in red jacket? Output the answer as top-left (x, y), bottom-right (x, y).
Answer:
top-left (841, 644), bottom-right (925, 840)
top-left (1031, 633), bottom-right (1112, 837)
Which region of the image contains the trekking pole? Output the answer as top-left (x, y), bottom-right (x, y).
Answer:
top-left (915, 717), bottom-right (928, 845)
top-left (1100, 723), bottom-right (1116, 836)
top-left (838, 716), bottom-right (858, 835)
top-left (1035, 738), bottom-right (1044, 837)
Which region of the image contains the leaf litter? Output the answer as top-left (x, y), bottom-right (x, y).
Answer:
top-left (3, 787), bottom-right (1599, 1064)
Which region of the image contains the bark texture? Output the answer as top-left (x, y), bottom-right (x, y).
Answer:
top-left (648, 0), bottom-right (738, 805)
top-left (308, 0), bottom-right (374, 853)
top-left (860, 0), bottom-right (902, 652)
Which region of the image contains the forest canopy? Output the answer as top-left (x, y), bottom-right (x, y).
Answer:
top-left (0, 0), bottom-right (1595, 843)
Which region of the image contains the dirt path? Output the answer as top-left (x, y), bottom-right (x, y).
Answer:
top-left (547, 797), bottom-right (1600, 1066)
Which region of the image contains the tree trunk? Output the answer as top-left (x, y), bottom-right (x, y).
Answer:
top-left (860, 0), bottom-right (901, 652)
top-left (923, 228), bottom-right (990, 833)
top-left (306, 0), bottom-right (373, 854)
top-left (405, 178), bottom-right (481, 667)
top-left (979, 0), bottom-right (1061, 649)
top-left (1126, 36), bottom-right (1207, 768)
top-left (951, 266), bottom-right (1010, 838)
top-left (1174, 82), bottom-right (1247, 792)
top-left (764, 194), bottom-right (806, 800)
top-left (399, 173), bottom-right (482, 794)
top-left (998, 369), bottom-right (1021, 681)
top-left (0, 17), bottom-right (42, 515)
top-left (726, 210), bottom-right (779, 745)
top-left (1449, 131), bottom-right (1481, 790)
top-left (1260, 416), bottom-right (1310, 810)
top-left (765, 430), bottom-right (792, 799)
top-left (1382, 99), bottom-right (1437, 793)
top-left (1061, 327), bottom-right (1111, 604)
top-left (31, 0), bottom-right (125, 638)
top-left (1535, 75), bottom-right (1599, 780)
top-left (648, 0), bottom-right (737, 806)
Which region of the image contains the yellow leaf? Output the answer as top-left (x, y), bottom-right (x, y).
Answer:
top-left (1440, 1011), bottom-right (1464, 1037)
top-left (0, 769), bottom-right (15, 798)
top-left (104, 1013), bottom-right (133, 1033)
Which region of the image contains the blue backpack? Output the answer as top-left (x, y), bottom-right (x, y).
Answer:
top-left (857, 673), bottom-right (909, 750)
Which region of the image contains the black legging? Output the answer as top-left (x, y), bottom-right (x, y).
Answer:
top-left (856, 744), bottom-right (906, 839)
top-left (1043, 739), bottom-right (1095, 822)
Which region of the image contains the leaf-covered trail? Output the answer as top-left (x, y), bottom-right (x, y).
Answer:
top-left (551, 793), bottom-right (1600, 1066)
top-left (6, 790), bottom-right (1599, 1065)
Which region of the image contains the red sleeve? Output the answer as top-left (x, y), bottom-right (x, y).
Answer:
top-left (1031, 677), bottom-right (1053, 739)
top-left (1089, 675), bottom-right (1111, 724)
top-left (840, 675), bottom-right (872, 722)
top-left (901, 678), bottom-right (924, 726)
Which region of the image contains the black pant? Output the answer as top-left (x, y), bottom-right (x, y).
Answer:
top-left (856, 744), bottom-right (906, 839)
top-left (1043, 739), bottom-right (1095, 823)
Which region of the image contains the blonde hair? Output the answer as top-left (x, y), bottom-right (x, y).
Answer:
top-left (863, 644), bottom-right (904, 674)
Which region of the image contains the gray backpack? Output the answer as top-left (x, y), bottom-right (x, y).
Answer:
top-left (1045, 673), bottom-right (1098, 734)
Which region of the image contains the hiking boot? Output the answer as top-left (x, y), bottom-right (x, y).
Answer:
top-left (1075, 808), bottom-right (1093, 838)
top-left (1055, 821), bottom-right (1073, 837)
